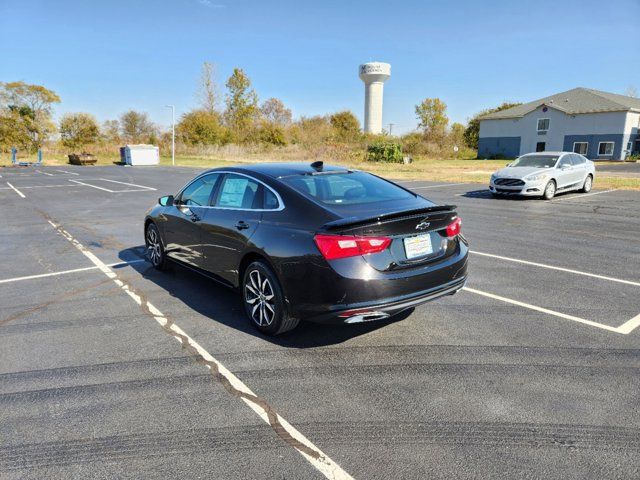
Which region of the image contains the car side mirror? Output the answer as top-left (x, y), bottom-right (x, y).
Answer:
top-left (158, 195), bottom-right (174, 206)
top-left (560, 165), bottom-right (570, 170)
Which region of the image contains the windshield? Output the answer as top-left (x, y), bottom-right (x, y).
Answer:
top-left (282, 171), bottom-right (413, 205)
top-left (511, 155), bottom-right (558, 168)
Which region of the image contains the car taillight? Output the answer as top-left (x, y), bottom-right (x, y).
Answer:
top-left (445, 217), bottom-right (461, 237)
top-left (314, 234), bottom-right (391, 260)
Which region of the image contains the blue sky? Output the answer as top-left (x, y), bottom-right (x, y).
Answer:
top-left (1, 0), bottom-right (638, 133)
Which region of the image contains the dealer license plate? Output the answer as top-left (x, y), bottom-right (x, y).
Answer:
top-left (403, 234), bottom-right (433, 259)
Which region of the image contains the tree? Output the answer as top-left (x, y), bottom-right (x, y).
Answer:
top-left (260, 97), bottom-right (292, 126)
top-left (0, 111), bottom-right (33, 152)
top-left (101, 119), bottom-right (121, 143)
top-left (0, 81), bottom-right (60, 150)
top-left (0, 81), bottom-right (60, 117)
top-left (449, 122), bottom-right (465, 147)
top-left (224, 68), bottom-right (258, 142)
top-left (463, 102), bottom-right (522, 149)
top-left (198, 62), bottom-right (219, 113)
top-left (624, 85), bottom-right (638, 98)
top-left (177, 109), bottom-right (225, 145)
top-left (330, 110), bottom-right (361, 142)
top-left (119, 110), bottom-right (156, 143)
top-left (59, 113), bottom-right (99, 149)
top-left (415, 98), bottom-right (448, 142)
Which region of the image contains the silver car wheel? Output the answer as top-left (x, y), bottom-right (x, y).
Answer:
top-left (544, 181), bottom-right (556, 200)
top-left (146, 227), bottom-right (162, 266)
top-left (245, 269), bottom-right (276, 327)
top-left (583, 176), bottom-right (593, 193)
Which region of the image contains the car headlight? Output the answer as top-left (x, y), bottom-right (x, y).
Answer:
top-left (490, 174), bottom-right (497, 182)
top-left (525, 173), bottom-right (549, 182)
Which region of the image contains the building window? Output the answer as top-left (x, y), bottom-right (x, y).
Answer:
top-left (537, 118), bottom-right (550, 132)
top-left (573, 142), bottom-right (588, 155)
top-left (598, 142), bottom-right (614, 156)
top-left (536, 142), bottom-right (546, 152)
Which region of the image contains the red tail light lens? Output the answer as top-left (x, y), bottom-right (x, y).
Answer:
top-left (314, 234), bottom-right (392, 260)
top-left (445, 217), bottom-right (462, 237)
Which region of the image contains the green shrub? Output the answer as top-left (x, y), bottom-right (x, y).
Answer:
top-left (367, 141), bottom-right (403, 163)
top-left (258, 122), bottom-right (287, 146)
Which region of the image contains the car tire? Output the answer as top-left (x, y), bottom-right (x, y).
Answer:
top-left (581, 175), bottom-right (593, 193)
top-left (145, 223), bottom-right (168, 270)
top-left (542, 180), bottom-right (556, 200)
top-left (242, 261), bottom-right (299, 335)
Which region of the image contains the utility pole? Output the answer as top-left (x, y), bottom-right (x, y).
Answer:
top-left (387, 123), bottom-right (395, 136)
top-left (165, 105), bottom-right (175, 166)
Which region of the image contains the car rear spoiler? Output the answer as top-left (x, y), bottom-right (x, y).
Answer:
top-left (321, 205), bottom-right (457, 232)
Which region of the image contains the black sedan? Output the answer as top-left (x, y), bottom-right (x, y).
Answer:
top-left (144, 162), bottom-right (468, 335)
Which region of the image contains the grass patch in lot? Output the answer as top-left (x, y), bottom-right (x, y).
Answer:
top-left (3, 153), bottom-right (639, 190)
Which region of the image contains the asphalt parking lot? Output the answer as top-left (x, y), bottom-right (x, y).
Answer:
top-left (1, 165), bottom-right (639, 479)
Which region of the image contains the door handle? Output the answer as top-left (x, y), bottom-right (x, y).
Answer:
top-left (235, 221), bottom-right (250, 230)
top-left (191, 214), bottom-right (201, 223)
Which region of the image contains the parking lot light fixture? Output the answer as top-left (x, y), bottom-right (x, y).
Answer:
top-left (165, 105), bottom-right (175, 166)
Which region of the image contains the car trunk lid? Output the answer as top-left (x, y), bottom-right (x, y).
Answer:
top-left (320, 205), bottom-right (460, 271)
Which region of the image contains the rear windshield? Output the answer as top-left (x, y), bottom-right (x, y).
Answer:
top-left (282, 171), bottom-right (413, 205)
top-left (511, 155), bottom-right (558, 168)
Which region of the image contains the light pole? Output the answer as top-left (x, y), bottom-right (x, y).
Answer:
top-left (165, 105), bottom-right (175, 166)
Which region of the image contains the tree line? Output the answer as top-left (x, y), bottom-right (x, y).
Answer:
top-left (0, 64), bottom-right (521, 158)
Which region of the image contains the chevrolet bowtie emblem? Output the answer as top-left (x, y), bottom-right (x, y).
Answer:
top-left (415, 220), bottom-right (430, 230)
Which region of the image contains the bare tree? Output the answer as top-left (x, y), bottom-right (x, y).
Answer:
top-left (624, 85), bottom-right (638, 98)
top-left (198, 62), bottom-right (219, 113)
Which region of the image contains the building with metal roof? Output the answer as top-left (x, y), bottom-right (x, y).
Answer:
top-left (478, 88), bottom-right (640, 160)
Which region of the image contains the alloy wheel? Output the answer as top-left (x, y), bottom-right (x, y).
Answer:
top-left (146, 227), bottom-right (162, 266)
top-left (245, 269), bottom-right (276, 326)
top-left (544, 181), bottom-right (556, 199)
top-left (584, 176), bottom-right (592, 192)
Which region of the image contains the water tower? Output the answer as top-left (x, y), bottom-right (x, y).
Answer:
top-left (359, 62), bottom-right (391, 134)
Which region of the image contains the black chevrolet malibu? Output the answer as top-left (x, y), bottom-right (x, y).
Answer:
top-left (144, 162), bottom-right (468, 335)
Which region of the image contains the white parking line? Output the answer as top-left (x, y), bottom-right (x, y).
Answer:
top-left (462, 287), bottom-right (638, 334)
top-left (6, 182), bottom-right (25, 198)
top-left (0, 260), bottom-right (145, 285)
top-left (100, 178), bottom-right (157, 191)
top-left (409, 182), bottom-right (467, 190)
top-left (0, 184), bottom-right (78, 190)
top-left (56, 169), bottom-right (79, 175)
top-left (46, 218), bottom-right (354, 480)
top-left (35, 169), bottom-right (54, 176)
top-left (551, 189), bottom-right (617, 202)
top-left (470, 250), bottom-right (640, 287)
top-left (68, 179), bottom-right (115, 192)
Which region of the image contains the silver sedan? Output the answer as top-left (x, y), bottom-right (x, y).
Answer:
top-left (489, 151), bottom-right (596, 200)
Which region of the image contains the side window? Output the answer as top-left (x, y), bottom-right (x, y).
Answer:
top-left (558, 156), bottom-right (572, 168)
top-left (216, 174), bottom-right (261, 209)
top-left (571, 154), bottom-right (585, 165)
top-left (264, 188), bottom-right (280, 210)
top-left (179, 173), bottom-right (219, 206)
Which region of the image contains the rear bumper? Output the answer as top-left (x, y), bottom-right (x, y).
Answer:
top-left (281, 240), bottom-right (469, 324)
top-left (308, 275), bottom-right (467, 324)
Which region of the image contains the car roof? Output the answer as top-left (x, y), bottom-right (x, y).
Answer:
top-left (205, 162), bottom-right (351, 179)
top-left (520, 151), bottom-right (574, 156)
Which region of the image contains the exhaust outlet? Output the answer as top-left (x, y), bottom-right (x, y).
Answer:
top-left (343, 311), bottom-right (390, 324)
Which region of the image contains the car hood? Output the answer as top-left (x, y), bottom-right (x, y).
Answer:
top-left (493, 166), bottom-right (554, 178)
